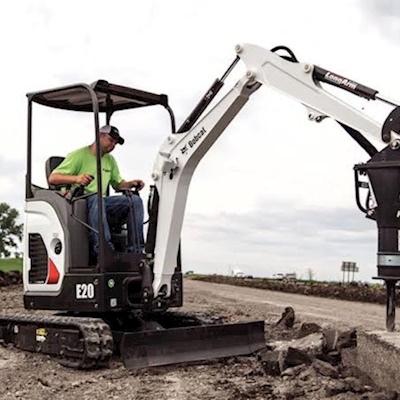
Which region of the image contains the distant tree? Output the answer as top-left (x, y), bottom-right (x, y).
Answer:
top-left (14, 251), bottom-right (23, 259)
top-left (0, 203), bottom-right (23, 258)
top-left (306, 268), bottom-right (315, 281)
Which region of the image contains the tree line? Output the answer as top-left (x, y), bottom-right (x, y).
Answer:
top-left (0, 202), bottom-right (23, 258)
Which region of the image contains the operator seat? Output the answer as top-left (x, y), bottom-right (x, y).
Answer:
top-left (45, 156), bottom-right (67, 190)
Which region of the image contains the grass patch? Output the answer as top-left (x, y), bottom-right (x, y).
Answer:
top-left (0, 258), bottom-right (23, 272)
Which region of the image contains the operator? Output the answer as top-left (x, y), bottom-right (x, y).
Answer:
top-left (48, 125), bottom-right (145, 259)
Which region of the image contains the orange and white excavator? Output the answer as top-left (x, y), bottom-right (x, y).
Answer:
top-left (1, 43), bottom-right (399, 369)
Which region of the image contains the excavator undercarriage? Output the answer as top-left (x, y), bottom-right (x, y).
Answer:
top-left (0, 312), bottom-right (265, 369)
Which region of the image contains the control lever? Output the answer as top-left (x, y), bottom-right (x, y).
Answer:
top-left (73, 175), bottom-right (95, 197)
top-left (64, 175), bottom-right (94, 201)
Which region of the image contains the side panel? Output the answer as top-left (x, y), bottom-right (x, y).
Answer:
top-left (23, 200), bottom-right (65, 293)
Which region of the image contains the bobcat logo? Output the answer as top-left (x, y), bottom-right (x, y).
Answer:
top-left (180, 145), bottom-right (188, 155)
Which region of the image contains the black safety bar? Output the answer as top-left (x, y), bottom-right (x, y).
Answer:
top-left (27, 83), bottom-right (108, 273)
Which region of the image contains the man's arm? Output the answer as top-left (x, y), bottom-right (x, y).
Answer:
top-left (114, 179), bottom-right (145, 191)
top-left (48, 173), bottom-right (94, 187)
top-left (48, 149), bottom-right (94, 187)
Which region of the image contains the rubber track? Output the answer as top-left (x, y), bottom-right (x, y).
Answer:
top-left (0, 313), bottom-right (114, 369)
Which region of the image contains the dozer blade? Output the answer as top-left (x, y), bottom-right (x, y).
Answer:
top-left (120, 320), bottom-right (265, 369)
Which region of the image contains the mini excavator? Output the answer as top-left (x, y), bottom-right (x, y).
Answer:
top-left (2, 43), bottom-right (400, 369)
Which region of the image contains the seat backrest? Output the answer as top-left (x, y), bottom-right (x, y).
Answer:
top-left (45, 156), bottom-right (66, 190)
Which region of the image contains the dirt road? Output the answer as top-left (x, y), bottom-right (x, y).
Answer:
top-left (0, 280), bottom-right (393, 400)
top-left (184, 280), bottom-right (387, 331)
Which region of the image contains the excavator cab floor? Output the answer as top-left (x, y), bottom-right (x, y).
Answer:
top-left (119, 320), bottom-right (265, 369)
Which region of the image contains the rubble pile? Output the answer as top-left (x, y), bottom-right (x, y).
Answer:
top-left (251, 307), bottom-right (399, 399)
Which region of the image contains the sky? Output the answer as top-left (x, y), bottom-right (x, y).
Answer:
top-left (1, 0), bottom-right (399, 282)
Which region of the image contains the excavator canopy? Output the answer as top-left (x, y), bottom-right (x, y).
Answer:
top-left (27, 79), bottom-right (169, 113)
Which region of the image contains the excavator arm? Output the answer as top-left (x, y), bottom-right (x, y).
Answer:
top-left (149, 43), bottom-right (400, 301)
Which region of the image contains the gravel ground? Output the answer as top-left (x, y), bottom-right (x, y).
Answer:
top-left (0, 280), bottom-right (397, 400)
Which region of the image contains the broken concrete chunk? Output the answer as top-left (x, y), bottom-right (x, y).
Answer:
top-left (270, 332), bottom-right (325, 356)
top-left (322, 328), bottom-right (340, 352)
top-left (323, 328), bottom-right (357, 352)
top-left (281, 364), bottom-right (308, 378)
top-left (296, 322), bottom-right (322, 338)
top-left (337, 329), bottom-right (357, 351)
top-left (275, 307), bottom-right (295, 328)
top-left (284, 347), bottom-right (313, 368)
top-left (312, 359), bottom-right (339, 378)
top-left (259, 346), bottom-right (314, 375)
top-left (258, 349), bottom-right (282, 376)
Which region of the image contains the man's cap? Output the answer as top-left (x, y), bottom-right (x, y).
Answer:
top-left (99, 125), bottom-right (125, 145)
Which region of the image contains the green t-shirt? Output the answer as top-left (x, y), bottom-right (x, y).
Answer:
top-left (53, 146), bottom-right (123, 196)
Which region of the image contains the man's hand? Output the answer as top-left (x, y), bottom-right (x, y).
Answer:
top-left (117, 179), bottom-right (145, 191)
top-left (76, 174), bottom-right (94, 186)
top-left (129, 179), bottom-right (145, 190)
